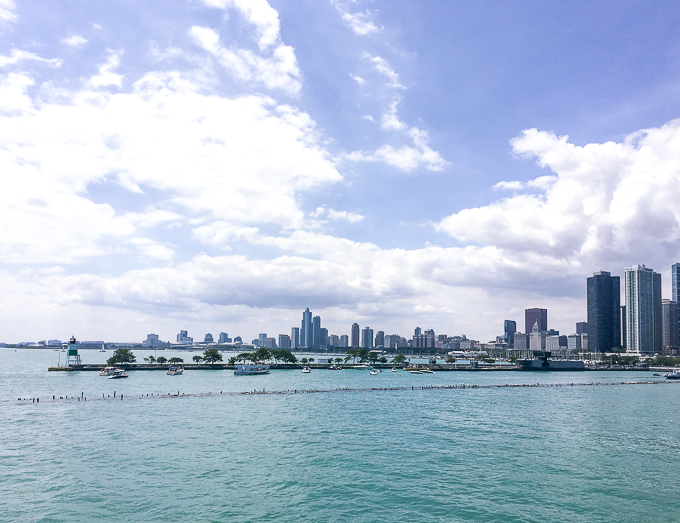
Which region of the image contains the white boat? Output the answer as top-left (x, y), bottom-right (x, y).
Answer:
top-left (422, 369), bottom-right (434, 374)
top-left (391, 367), bottom-right (397, 372)
top-left (99, 367), bottom-right (119, 376)
top-left (108, 370), bottom-right (128, 379)
top-left (234, 364), bottom-right (270, 375)
top-left (302, 366), bottom-right (311, 373)
top-left (410, 370), bottom-right (423, 374)
top-left (352, 364), bottom-right (371, 369)
top-left (369, 370), bottom-right (378, 375)
top-left (167, 366), bottom-right (184, 375)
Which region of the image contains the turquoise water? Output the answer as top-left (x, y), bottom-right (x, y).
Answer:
top-left (2, 349), bottom-right (680, 522)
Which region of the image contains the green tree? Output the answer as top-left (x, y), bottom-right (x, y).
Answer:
top-left (106, 348), bottom-right (137, 366)
top-left (358, 348), bottom-right (369, 363)
top-left (300, 357), bottom-right (308, 364)
top-left (156, 356), bottom-right (168, 364)
top-left (228, 357), bottom-right (236, 365)
top-left (276, 349), bottom-right (297, 364)
top-left (148, 355), bottom-right (156, 364)
top-left (335, 357), bottom-right (343, 364)
top-left (390, 354), bottom-right (407, 364)
top-left (203, 347), bottom-right (223, 364)
top-left (379, 357), bottom-right (388, 364)
top-left (254, 347), bottom-right (271, 362)
top-left (367, 352), bottom-right (378, 364)
top-left (236, 352), bottom-right (254, 363)
top-left (508, 356), bottom-right (517, 363)
top-left (308, 357), bottom-right (314, 363)
top-left (445, 357), bottom-right (456, 364)
top-left (345, 348), bottom-right (361, 363)
top-left (168, 357), bottom-right (184, 364)
top-left (192, 355), bottom-right (203, 364)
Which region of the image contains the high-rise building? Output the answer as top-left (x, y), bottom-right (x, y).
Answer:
top-left (351, 323), bottom-right (360, 347)
top-left (319, 327), bottom-right (328, 347)
top-left (328, 334), bottom-right (339, 347)
top-left (625, 264), bottom-right (662, 355)
top-left (673, 263), bottom-right (680, 342)
top-left (265, 337), bottom-right (277, 349)
top-left (529, 321), bottom-right (546, 350)
top-left (576, 322), bottom-right (589, 334)
top-left (301, 308), bottom-right (313, 348)
top-left (587, 271), bottom-right (621, 352)
top-left (361, 326), bottom-right (374, 349)
top-left (339, 335), bottom-right (349, 348)
top-left (218, 332), bottom-right (231, 343)
top-left (204, 333), bottom-right (213, 343)
top-left (291, 327), bottom-right (300, 349)
top-left (662, 300), bottom-right (679, 348)
top-left (672, 263), bottom-right (680, 302)
top-left (177, 330), bottom-right (193, 344)
top-left (278, 334), bottom-right (291, 349)
top-left (312, 316), bottom-right (322, 350)
top-left (525, 309), bottom-right (547, 335)
top-left (414, 327), bottom-right (422, 337)
top-left (504, 320), bottom-right (516, 347)
top-left (620, 306), bottom-right (626, 348)
top-left (258, 333), bottom-right (267, 347)
top-left (375, 331), bottom-right (385, 347)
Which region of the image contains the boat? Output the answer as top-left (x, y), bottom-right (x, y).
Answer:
top-left (99, 344), bottom-right (106, 353)
top-left (410, 370), bottom-right (423, 374)
top-left (234, 364), bottom-right (270, 375)
top-left (422, 369), bottom-right (434, 374)
top-left (328, 365), bottom-right (343, 370)
top-left (664, 369), bottom-right (680, 380)
top-left (99, 367), bottom-right (120, 376)
top-left (391, 367), bottom-right (397, 372)
top-left (369, 370), bottom-right (377, 375)
top-left (652, 373), bottom-right (661, 376)
top-left (302, 366), bottom-right (311, 373)
top-left (167, 366), bottom-right (184, 375)
top-left (108, 370), bottom-right (128, 379)
top-left (352, 364), bottom-right (371, 369)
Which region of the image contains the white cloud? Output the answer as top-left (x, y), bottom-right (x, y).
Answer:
top-left (327, 209), bottom-right (364, 223)
top-left (0, 0), bottom-right (16, 22)
top-left (437, 121), bottom-right (680, 271)
top-left (340, 10), bottom-right (382, 36)
top-left (347, 127), bottom-right (447, 172)
top-left (366, 53), bottom-right (404, 89)
top-left (350, 73), bottom-right (365, 85)
top-left (381, 97), bottom-right (407, 131)
top-left (87, 50), bottom-right (124, 88)
top-left (189, 25), bottom-right (301, 96)
top-left (200, 0), bottom-right (281, 50)
top-left (62, 35), bottom-right (87, 47)
top-left (0, 48), bottom-right (62, 68)
top-left (492, 180), bottom-right (525, 191)
top-left (0, 69), bottom-right (341, 265)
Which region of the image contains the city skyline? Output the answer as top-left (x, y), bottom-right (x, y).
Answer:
top-left (2, 2), bottom-right (680, 342)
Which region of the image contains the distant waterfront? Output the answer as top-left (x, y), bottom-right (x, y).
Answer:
top-left (3, 348), bottom-right (680, 522)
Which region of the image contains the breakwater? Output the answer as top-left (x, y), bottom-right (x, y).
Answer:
top-left (14, 378), bottom-right (679, 405)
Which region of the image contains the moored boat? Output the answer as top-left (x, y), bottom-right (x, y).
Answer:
top-left (665, 369), bottom-right (680, 380)
top-left (302, 366), bottom-right (311, 373)
top-left (99, 367), bottom-right (119, 376)
top-left (234, 364), bottom-right (270, 375)
top-left (167, 366), bottom-right (184, 375)
top-left (108, 370), bottom-right (128, 379)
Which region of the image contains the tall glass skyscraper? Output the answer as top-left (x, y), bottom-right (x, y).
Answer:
top-left (503, 320), bottom-right (516, 347)
top-left (301, 308), bottom-right (312, 348)
top-left (525, 308), bottom-right (547, 335)
top-left (586, 271), bottom-right (621, 352)
top-left (312, 315), bottom-right (321, 350)
top-left (672, 263), bottom-right (680, 303)
top-left (625, 265), bottom-right (662, 355)
top-left (351, 323), bottom-right (360, 348)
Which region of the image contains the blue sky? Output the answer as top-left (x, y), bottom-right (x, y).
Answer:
top-left (2, 0), bottom-right (680, 343)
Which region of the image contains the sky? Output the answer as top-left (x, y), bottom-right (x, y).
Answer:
top-left (2, 0), bottom-right (680, 344)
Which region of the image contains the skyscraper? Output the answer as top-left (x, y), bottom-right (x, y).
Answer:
top-left (525, 308), bottom-right (547, 335)
top-left (375, 331), bottom-right (385, 347)
top-left (291, 327), bottom-right (300, 349)
top-left (504, 320), bottom-right (516, 347)
top-left (662, 300), bottom-right (679, 348)
top-left (279, 334), bottom-right (291, 349)
top-left (301, 308), bottom-right (312, 348)
top-left (586, 271), bottom-right (621, 352)
top-left (576, 322), bottom-right (589, 334)
top-left (258, 333), bottom-right (267, 347)
top-left (351, 323), bottom-right (360, 347)
top-left (625, 264), bottom-right (662, 355)
top-left (672, 263), bottom-right (680, 342)
top-left (361, 326), bottom-right (374, 349)
top-left (312, 315), bottom-right (321, 350)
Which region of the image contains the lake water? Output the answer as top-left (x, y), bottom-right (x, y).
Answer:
top-left (2, 348), bottom-right (680, 522)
